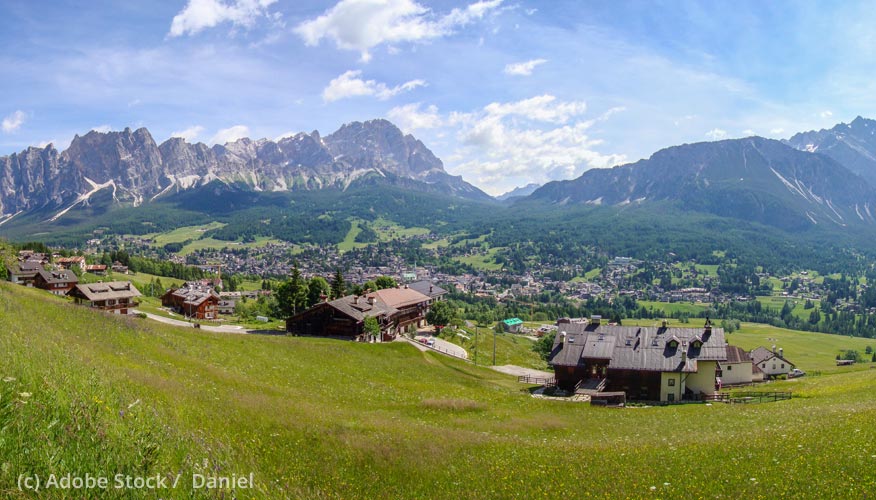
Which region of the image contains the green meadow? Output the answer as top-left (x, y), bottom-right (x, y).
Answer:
top-left (2, 283), bottom-right (876, 498)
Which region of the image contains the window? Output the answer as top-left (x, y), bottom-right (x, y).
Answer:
top-left (772, 364), bottom-right (776, 370)
top-left (667, 393), bottom-right (675, 402)
top-left (727, 365), bottom-right (732, 371)
top-left (668, 378), bottom-right (676, 387)
top-left (781, 364), bottom-right (785, 369)
top-left (762, 363), bottom-right (766, 368)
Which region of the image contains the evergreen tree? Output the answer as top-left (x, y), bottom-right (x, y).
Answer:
top-left (330, 269), bottom-right (347, 299)
top-left (306, 276), bottom-right (330, 307)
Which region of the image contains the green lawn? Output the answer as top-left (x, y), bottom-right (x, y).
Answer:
top-left (636, 300), bottom-right (711, 316)
top-left (453, 247), bottom-right (505, 271)
top-left (3, 283), bottom-right (876, 499)
top-left (371, 216), bottom-right (430, 241)
top-left (337, 219), bottom-right (367, 252)
top-left (147, 222), bottom-right (226, 246)
top-left (728, 322), bottom-right (875, 374)
top-left (756, 295), bottom-right (819, 320)
top-left (440, 326), bottom-right (547, 370)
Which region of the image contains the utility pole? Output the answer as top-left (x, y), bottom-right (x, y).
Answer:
top-left (493, 327), bottom-right (497, 366)
top-left (474, 325), bottom-right (478, 365)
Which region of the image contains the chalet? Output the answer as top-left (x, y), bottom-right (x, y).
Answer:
top-left (720, 345), bottom-right (755, 386)
top-left (161, 282), bottom-right (220, 319)
top-left (750, 346), bottom-right (795, 378)
top-left (6, 261), bottom-right (42, 286)
top-left (55, 256), bottom-right (86, 272)
top-left (111, 261), bottom-right (129, 274)
top-left (67, 281), bottom-right (141, 314)
top-left (407, 280), bottom-right (448, 303)
top-left (33, 269), bottom-right (78, 296)
top-left (286, 286), bottom-right (431, 341)
top-left (549, 318), bottom-right (727, 402)
top-left (85, 264), bottom-right (107, 275)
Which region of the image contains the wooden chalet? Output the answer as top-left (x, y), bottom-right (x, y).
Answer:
top-left (33, 269), bottom-right (79, 296)
top-left (407, 280), bottom-right (448, 303)
top-left (111, 261), bottom-right (129, 274)
top-left (286, 286), bottom-right (431, 341)
top-left (54, 256), bottom-right (86, 272)
top-left (67, 281), bottom-right (141, 314)
top-left (161, 282), bottom-right (220, 319)
top-left (6, 261), bottom-right (42, 286)
top-left (85, 264), bottom-right (107, 275)
top-left (549, 318), bottom-right (727, 402)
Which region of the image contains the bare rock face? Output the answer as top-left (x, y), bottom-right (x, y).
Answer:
top-left (0, 119), bottom-right (491, 217)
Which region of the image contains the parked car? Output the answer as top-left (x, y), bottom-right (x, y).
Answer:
top-left (788, 368), bottom-right (805, 378)
top-left (427, 339), bottom-right (435, 347)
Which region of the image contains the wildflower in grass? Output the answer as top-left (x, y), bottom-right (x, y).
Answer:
top-left (19, 392), bottom-right (30, 398)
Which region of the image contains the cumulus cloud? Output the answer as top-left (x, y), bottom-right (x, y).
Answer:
top-left (421, 95), bottom-right (626, 194)
top-left (503, 58), bottom-right (547, 76)
top-left (169, 0), bottom-right (278, 37)
top-left (210, 125), bottom-right (250, 144)
top-left (1, 110), bottom-right (26, 133)
top-left (387, 103), bottom-right (443, 132)
top-left (170, 125), bottom-right (205, 142)
top-left (769, 127), bottom-right (785, 135)
top-left (705, 128), bottom-right (727, 140)
top-left (295, 0), bottom-right (503, 62)
top-left (322, 70), bottom-right (425, 102)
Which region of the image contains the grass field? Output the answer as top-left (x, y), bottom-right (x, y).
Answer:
top-left (453, 246), bottom-right (505, 271)
top-left (145, 222), bottom-right (227, 246)
top-left (337, 219), bottom-right (366, 252)
top-left (756, 295), bottom-right (820, 320)
top-left (637, 300), bottom-right (711, 316)
top-left (441, 326), bottom-right (547, 370)
top-left (3, 283), bottom-right (876, 498)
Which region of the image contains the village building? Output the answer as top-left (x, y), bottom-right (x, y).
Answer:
top-left (286, 286), bottom-right (431, 341)
top-left (111, 261), bottom-right (129, 274)
top-left (6, 261), bottom-right (42, 286)
top-left (549, 318), bottom-right (727, 402)
top-left (720, 345), bottom-right (757, 385)
top-left (407, 280), bottom-right (448, 303)
top-left (54, 256), bottom-right (86, 272)
top-left (33, 269), bottom-right (79, 296)
top-left (161, 282), bottom-right (220, 319)
top-left (750, 346), bottom-right (795, 379)
top-left (67, 281), bottom-right (141, 314)
top-left (503, 317), bottom-right (524, 333)
top-left (85, 264), bottom-right (107, 275)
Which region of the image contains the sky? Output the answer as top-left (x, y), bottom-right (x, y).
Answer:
top-left (2, 0), bottom-right (876, 196)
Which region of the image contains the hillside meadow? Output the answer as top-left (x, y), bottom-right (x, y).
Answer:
top-left (1, 283), bottom-right (876, 498)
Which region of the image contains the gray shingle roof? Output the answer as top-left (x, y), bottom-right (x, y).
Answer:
top-left (550, 322), bottom-right (727, 373)
top-left (69, 281), bottom-right (141, 301)
top-left (408, 280), bottom-right (447, 299)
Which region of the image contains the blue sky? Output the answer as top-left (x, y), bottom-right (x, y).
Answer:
top-left (1, 0), bottom-right (875, 195)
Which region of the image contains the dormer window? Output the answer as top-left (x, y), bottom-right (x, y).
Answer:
top-left (691, 339), bottom-right (703, 348)
top-left (667, 340), bottom-right (679, 348)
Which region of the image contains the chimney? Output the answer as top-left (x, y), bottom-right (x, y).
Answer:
top-left (704, 317), bottom-right (712, 334)
top-left (779, 348), bottom-right (783, 358)
top-left (354, 296), bottom-right (360, 304)
top-left (559, 331), bottom-right (566, 344)
top-left (429, 285), bottom-right (433, 293)
top-left (368, 296), bottom-right (375, 305)
top-left (772, 345), bottom-right (777, 354)
top-left (662, 320), bottom-right (667, 328)
top-left (590, 315), bottom-right (601, 325)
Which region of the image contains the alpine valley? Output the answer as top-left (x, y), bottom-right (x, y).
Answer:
top-left (5, 117), bottom-right (876, 263)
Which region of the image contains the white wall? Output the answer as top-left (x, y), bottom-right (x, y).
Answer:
top-left (686, 360), bottom-right (718, 395)
top-left (721, 361), bottom-right (753, 385)
top-left (660, 372), bottom-right (684, 402)
top-left (756, 355), bottom-right (792, 377)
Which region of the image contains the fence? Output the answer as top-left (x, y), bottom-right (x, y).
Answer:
top-left (727, 391), bottom-right (792, 404)
top-left (517, 375), bottom-right (556, 386)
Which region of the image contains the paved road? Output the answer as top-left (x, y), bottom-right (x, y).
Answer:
top-left (134, 310), bottom-right (252, 334)
top-left (410, 334), bottom-right (469, 359)
top-left (491, 364), bottom-right (553, 379)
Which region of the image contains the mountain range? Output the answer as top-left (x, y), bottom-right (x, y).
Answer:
top-left (5, 116), bottom-right (876, 236)
top-left (0, 119), bottom-right (489, 223)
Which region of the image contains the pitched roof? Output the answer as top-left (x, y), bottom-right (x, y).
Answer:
top-left (750, 346), bottom-right (794, 366)
top-left (368, 287), bottom-right (430, 309)
top-left (725, 345), bottom-right (751, 364)
top-left (69, 281), bottom-right (141, 301)
top-left (36, 269), bottom-right (78, 284)
top-left (408, 280), bottom-right (447, 299)
top-left (550, 321), bottom-right (726, 373)
top-left (325, 294), bottom-right (397, 322)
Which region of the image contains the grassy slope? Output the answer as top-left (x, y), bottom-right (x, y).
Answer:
top-left (2, 283), bottom-right (876, 498)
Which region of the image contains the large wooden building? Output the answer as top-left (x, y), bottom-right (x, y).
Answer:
top-left (286, 286), bottom-right (431, 341)
top-left (67, 281), bottom-right (141, 314)
top-left (161, 282), bottom-right (220, 320)
top-left (549, 318), bottom-right (727, 402)
top-left (33, 269), bottom-right (79, 296)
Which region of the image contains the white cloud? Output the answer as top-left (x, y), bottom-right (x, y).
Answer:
top-left (322, 70), bottom-right (425, 102)
top-left (295, 0), bottom-right (503, 62)
top-left (820, 110), bottom-right (833, 118)
top-left (417, 95), bottom-right (625, 195)
top-left (210, 125), bottom-right (250, 145)
top-left (169, 0), bottom-right (278, 37)
top-left (769, 127), bottom-right (785, 135)
top-left (387, 103), bottom-right (443, 132)
top-left (705, 128), bottom-right (727, 140)
top-left (1, 110), bottom-right (26, 133)
top-left (503, 58), bottom-right (547, 76)
top-left (742, 129), bottom-right (756, 136)
top-left (91, 125), bottom-right (112, 133)
top-left (170, 125), bottom-right (205, 142)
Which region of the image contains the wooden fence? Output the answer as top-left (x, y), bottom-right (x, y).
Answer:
top-left (517, 375), bottom-right (556, 386)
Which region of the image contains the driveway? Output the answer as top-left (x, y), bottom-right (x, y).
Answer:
top-left (134, 310), bottom-right (251, 334)
top-left (410, 334), bottom-right (469, 360)
top-left (491, 365), bottom-right (553, 379)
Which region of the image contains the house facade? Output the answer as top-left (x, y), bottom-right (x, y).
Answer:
top-left (750, 346), bottom-right (795, 378)
top-left (6, 261), bottom-right (42, 286)
top-left (161, 282), bottom-right (220, 319)
top-left (286, 286), bottom-right (431, 341)
top-left (67, 281), bottom-right (141, 314)
top-left (33, 269), bottom-right (79, 296)
top-left (721, 345), bottom-right (755, 385)
top-left (549, 318), bottom-right (727, 402)
top-left (54, 256), bottom-right (86, 272)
